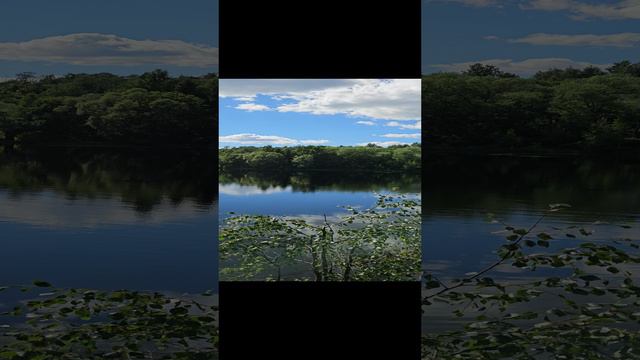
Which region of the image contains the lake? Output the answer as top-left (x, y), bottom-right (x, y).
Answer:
top-left (422, 153), bottom-right (640, 330)
top-left (219, 170), bottom-right (422, 280)
top-left (219, 171), bottom-right (421, 218)
top-left (0, 147), bottom-right (218, 295)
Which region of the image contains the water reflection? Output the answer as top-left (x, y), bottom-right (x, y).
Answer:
top-left (424, 154), bottom-right (640, 220)
top-left (0, 147), bottom-right (217, 293)
top-left (422, 154), bottom-right (640, 330)
top-left (219, 171), bottom-right (421, 218)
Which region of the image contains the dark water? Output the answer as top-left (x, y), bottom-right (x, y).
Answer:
top-left (422, 154), bottom-right (640, 332)
top-left (0, 147), bottom-right (218, 293)
top-left (423, 154), bottom-right (640, 279)
top-left (219, 171), bottom-right (421, 219)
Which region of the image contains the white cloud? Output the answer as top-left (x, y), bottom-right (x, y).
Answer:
top-left (219, 79), bottom-right (353, 98)
top-left (431, 58), bottom-right (609, 76)
top-left (356, 141), bottom-right (414, 147)
top-left (429, 0), bottom-right (501, 7)
top-left (524, 0), bottom-right (573, 11)
top-left (234, 103), bottom-right (271, 112)
top-left (0, 33), bottom-right (218, 67)
top-left (356, 121), bottom-right (376, 126)
top-left (509, 32), bottom-right (640, 47)
top-left (386, 121), bottom-right (422, 130)
top-left (220, 79), bottom-right (421, 121)
top-left (379, 133), bottom-right (422, 139)
top-left (219, 133), bottom-right (329, 146)
top-left (523, 0), bottom-right (640, 20)
top-left (233, 96), bottom-right (255, 102)
top-left (432, 0), bottom-right (640, 20)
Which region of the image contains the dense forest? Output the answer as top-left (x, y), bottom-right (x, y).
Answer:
top-left (423, 60), bottom-right (640, 152)
top-left (218, 144), bottom-right (422, 173)
top-left (0, 70), bottom-right (217, 146)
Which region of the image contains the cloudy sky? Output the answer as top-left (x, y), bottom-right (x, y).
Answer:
top-left (423, 0), bottom-right (640, 76)
top-left (0, 0), bottom-right (218, 77)
top-left (219, 79), bottom-right (422, 147)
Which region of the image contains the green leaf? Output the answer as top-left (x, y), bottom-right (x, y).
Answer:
top-left (0, 351), bottom-right (18, 359)
top-left (537, 232), bottom-right (553, 240)
top-left (537, 240), bottom-right (550, 248)
top-left (579, 275), bottom-right (600, 282)
top-left (607, 266), bottom-right (620, 274)
top-left (74, 308), bottom-right (91, 320)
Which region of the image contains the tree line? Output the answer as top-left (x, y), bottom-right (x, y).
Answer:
top-left (219, 144), bottom-right (422, 173)
top-left (423, 60), bottom-right (640, 151)
top-left (0, 70), bottom-right (217, 147)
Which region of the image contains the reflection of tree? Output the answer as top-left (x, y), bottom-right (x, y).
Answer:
top-left (0, 147), bottom-right (217, 213)
top-left (218, 170), bottom-right (421, 193)
top-left (424, 155), bottom-right (640, 222)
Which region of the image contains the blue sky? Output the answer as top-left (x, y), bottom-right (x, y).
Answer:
top-left (423, 0), bottom-right (640, 76)
top-left (219, 80), bottom-right (421, 147)
top-left (0, 0), bottom-right (218, 78)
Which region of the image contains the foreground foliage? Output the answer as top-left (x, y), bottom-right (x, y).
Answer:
top-left (220, 194), bottom-right (421, 281)
top-left (423, 205), bottom-right (640, 359)
top-left (0, 285), bottom-right (218, 359)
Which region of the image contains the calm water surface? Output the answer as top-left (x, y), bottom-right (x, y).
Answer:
top-left (219, 171), bottom-right (422, 280)
top-left (422, 154), bottom-right (640, 330)
top-left (0, 147), bottom-right (217, 294)
top-left (424, 154), bottom-right (640, 276)
top-left (219, 171), bottom-right (421, 219)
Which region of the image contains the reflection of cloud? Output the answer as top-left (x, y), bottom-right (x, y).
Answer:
top-left (0, 191), bottom-right (211, 229)
top-left (219, 184), bottom-right (290, 196)
top-left (219, 133), bottom-right (329, 146)
top-left (283, 214), bottom-right (343, 226)
top-left (0, 33), bottom-right (218, 67)
top-left (422, 260), bottom-right (458, 272)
